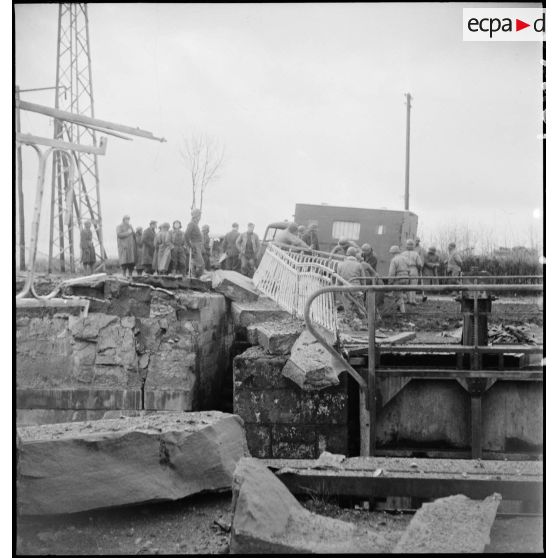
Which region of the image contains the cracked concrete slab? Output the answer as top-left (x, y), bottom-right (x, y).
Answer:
top-left (17, 411), bottom-right (249, 515)
top-left (394, 493), bottom-right (502, 553)
top-left (230, 457), bottom-right (390, 553)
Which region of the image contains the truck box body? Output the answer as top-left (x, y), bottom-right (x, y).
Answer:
top-left (294, 203), bottom-right (419, 275)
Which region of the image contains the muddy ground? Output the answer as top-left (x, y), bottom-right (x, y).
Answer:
top-left (17, 492), bottom-right (543, 555)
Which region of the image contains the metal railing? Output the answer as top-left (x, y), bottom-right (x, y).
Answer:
top-left (254, 243), bottom-right (352, 333)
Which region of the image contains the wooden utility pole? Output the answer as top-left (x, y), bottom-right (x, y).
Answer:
top-left (16, 86), bottom-right (26, 271)
top-left (404, 92), bottom-right (412, 211)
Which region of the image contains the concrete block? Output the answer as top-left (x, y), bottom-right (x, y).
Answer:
top-left (316, 425), bottom-right (349, 456)
top-left (233, 347), bottom-right (291, 390)
top-left (394, 493), bottom-right (501, 553)
top-left (231, 299), bottom-right (291, 329)
top-left (282, 329), bottom-right (344, 391)
top-left (144, 389), bottom-right (194, 411)
top-left (17, 411), bottom-right (249, 515)
top-left (244, 424), bottom-right (272, 458)
top-left (234, 389), bottom-right (301, 424)
top-left (256, 320), bottom-right (304, 355)
top-left (271, 425), bottom-right (317, 459)
top-left (16, 409), bottom-right (109, 426)
top-left (230, 458), bottom-right (389, 553)
top-left (16, 388), bottom-right (142, 411)
top-left (246, 324), bottom-right (260, 345)
top-left (212, 270), bottom-right (260, 303)
top-left (300, 386), bottom-right (348, 425)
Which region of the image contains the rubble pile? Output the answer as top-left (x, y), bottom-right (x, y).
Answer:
top-left (488, 323), bottom-right (536, 344)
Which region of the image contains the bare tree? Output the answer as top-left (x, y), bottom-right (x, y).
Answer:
top-left (180, 133), bottom-right (225, 212)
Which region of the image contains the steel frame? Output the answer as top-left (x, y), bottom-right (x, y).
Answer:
top-left (49, 3), bottom-right (104, 273)
top-left (303, 281), bottom-right (544, 459)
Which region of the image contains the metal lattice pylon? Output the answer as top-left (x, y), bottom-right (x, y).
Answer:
top-left (49, 3), bottom-right (106, 273)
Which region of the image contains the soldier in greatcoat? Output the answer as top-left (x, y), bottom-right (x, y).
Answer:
top-left (141, 221), bottom-right (157, 275)
top-left (170, 220), bottom-right (187, 275)
top-left (154, 222), bottom-right (172, 274)
top-left (80, 220), bottom-right (96, 275)
top-left (116, 215), bottom-right (135, 278)
top-left (134, 227), bottom-right (144, 276)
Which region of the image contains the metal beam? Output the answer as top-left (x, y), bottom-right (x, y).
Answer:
top-left (263, 457), bottom-right (542, 504)
top-left (17, 133), bottom-right (107, 155)
top-left (375, 369), bottom-right (542, 380)
top-left (17, 99), bottom-right (166, 142)
top-left (275, 471), bottom-right (542, 504)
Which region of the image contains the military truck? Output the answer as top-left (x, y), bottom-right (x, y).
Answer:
top-left (293, 203), bottom-right (418, 275)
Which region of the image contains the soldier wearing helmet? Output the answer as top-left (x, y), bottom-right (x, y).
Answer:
top-left (388, 244), bottom-right (410, 312)
top-left (401, 238), bottom-right (423, 305)
top-left (446, 242), bottom-right (463, 278)
top-left (360, 243), bottom-right (377, 272)
top-left (301, 223), bottom-right (320, 251)
top-left (275, 223), bottom-right (310, 250)
top-left (330, 236), bottom-right (360, 257)
top-left (421, 246), bottom-right (441, 301)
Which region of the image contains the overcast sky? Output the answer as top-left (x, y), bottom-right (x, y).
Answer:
top-left (15, 2), bottom-right (543, 257)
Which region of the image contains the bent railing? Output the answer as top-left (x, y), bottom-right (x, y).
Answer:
top-left (253, 243), bottom-right (345, 333)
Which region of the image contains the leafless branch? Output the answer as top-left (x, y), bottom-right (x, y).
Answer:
top-left (181, 133), bottom-right (225, 212)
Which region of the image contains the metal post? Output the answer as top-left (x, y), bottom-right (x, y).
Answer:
top-left (16, 86), bottom-right (26, 271)
top-left (471, 279), bottom-right (482, 458)
top-left (367, 280), bottom-right (377, 456)
top-left (404, 93), bottom-right (412, 211)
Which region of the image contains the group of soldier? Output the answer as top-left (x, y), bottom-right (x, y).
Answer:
top-left (386, 238), bottom-right (463, 310)
top-left (110, 209), bottom-right (212, 278)
top-left (81, 213), bottom-right (463, 310)
top-left (328, 235), bottom-right (463, 313)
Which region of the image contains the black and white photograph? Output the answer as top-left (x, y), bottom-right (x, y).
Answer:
top-left (13, 2), bottom-right (547, 555)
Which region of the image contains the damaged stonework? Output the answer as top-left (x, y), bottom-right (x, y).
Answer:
top-left (394, 493), bottom-right (502, 553)
top-left (230, 458), bottom-right (389, 553)
top-left (282, 328), bottom-right (347, 390)
top-left (233, 346), bottom-right (349, 458)
top-left (17, 411), bottom-right (249, 515)
top-left (16, 278), bottom-right (234, 425)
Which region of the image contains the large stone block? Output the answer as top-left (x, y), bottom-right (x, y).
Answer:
top-left (256, 320), bottom-right (304, 355)
top-left (394, 493), bottom-right (501, 553)
top-left (316, 425), bottom-right (349, 455)
top-left (144, 389), bottom-right (194, 411)
top-left (16, 388), bottom-right (142, 411)
top-left (231, 299), bottom-right (291, 329)
top-left (234, 389), bottom-right (301, 424)
top-left (68, 314), bottom-right (118, 341)
top-left (282, 329), bottom-right (345, 391)
top-left (16, 409), bottom-right (109, 426)
top-left (244, 424), bottom-right (272, 458)
top-left (271, 425), bottom-right (317, 459)
top-left (299, 386), bottom-right (348, 425)
top-left (212, 270), bottom-right (260, 303)
top-left (230, 458), bottom-right (389, 553)
top-left (234, 347), bottom-right (290, 390)
top-left (17, 411), bottom-right (249, 515)
top-left (16, 316), bottom-right (74, 387)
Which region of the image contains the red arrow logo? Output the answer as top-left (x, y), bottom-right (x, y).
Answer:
top-left (516, 19), bottom-right (530, 31)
